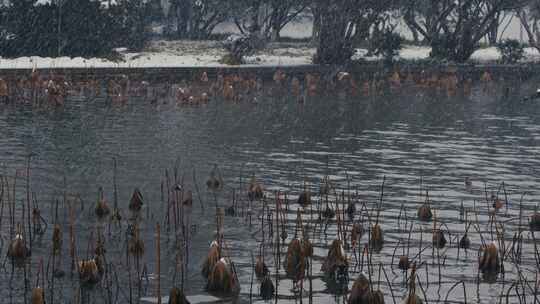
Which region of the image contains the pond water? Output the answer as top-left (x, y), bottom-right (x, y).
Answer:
top-left (0, 76), bottom-right (540, 304)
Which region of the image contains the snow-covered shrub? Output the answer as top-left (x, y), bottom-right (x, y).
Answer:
top-left (496, 39), bottom-right (525, 64)
top-left (220, 34), bottom-right (264, 65)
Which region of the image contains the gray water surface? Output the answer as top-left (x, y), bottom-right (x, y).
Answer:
top-left (0, 81), bottom-right (539, 304)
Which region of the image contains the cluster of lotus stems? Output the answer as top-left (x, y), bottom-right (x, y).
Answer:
top-left (1, 153), bottom-right (538, 304)
top-left (0, 67), bottom-right (500, 109)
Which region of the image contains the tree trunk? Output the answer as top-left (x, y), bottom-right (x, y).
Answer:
top-left (311, 5), bottom-right (321, 44)
top-left (488, 15), bottom-right (499, 45)
top-left (314, 5), bottom-right (352, 64)
top-left (271, 25), bottom-right (280, 42)
top-left (404, 14), bottom-right (419, 44)
top-left (176, 0), bottom-right (190, 39)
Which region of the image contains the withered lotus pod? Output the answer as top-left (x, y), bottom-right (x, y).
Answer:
top-left (285, 239), bottom-right (307, 281)
top-left (31, 287), bottom-right (45, 304)
top-left (248, 178), bottom-right (264, 201)
top-left (202, 241), bottom-right (220, 279)
top-left (182, 190), bottom-right (193, 207)
top-left (52, 224), bottom-right (62, 255)
top-left (459, 234), bottom-right (471, 249)
top-left (346, 202), bottom-right (356, 220)
top-left (168, 287), bottom-right (190, 304)
top-left (417, 204), bottom-right (432, 221)
top-left (206, 258), bottom-right (240, 295)
top-left (297, 191), bottom-right (311, 207)
top-left (348, 273), bottom-right (385, 304)
top-left (432, 230), bottom-right (447, 249)
top-left (351, 223), bottom-right (364, 246)
top-left (403, 264), bottom-right (422, 304)
top-left (260, 276), bottom-right (275, 300)
top-left (398, 256), bottom-right (410, 271)
top-left (322, 239), bottom-right (348, 275)
top-left (95, 199), bottom-right (110, 219)
top-left (78, 258), bottom-right (103, 286)
top-left (129, 188), bottom-right (144, 212)
top-left (370, 224), bottom-right (384, 251)
top-left (323, 206), bottom-right (336, 220)
top-left (302, 239), bottom-right (314, 258)
top-left (479, 242), bottom-right (500, 273)
top-left (7, 234), bottom-right (31, 264)
top-left (530, 212), bottom-right (540, 231)
top-left (95, 187), bottom-right (110, 219)
top-left (255, 256), bottom-right (269, 279)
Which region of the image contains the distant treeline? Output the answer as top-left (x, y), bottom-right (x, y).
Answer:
top-left (0, 0), bottom-right (158, 58)
top-left (1, 0), bottom-right (540, 64)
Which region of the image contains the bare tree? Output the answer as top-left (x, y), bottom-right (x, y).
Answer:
top-left (517, 0), bottom-right (540, 52)
top-left (313, 0), bottom-right (396, 64)
top-left (168, 0), bottom-right (230, 39)
top-left (268, 0), bottom-right (309, 41)
top-left (403, 0), bottom-right (525, 62)
top-left (232, 0), bottom-right (309, 41)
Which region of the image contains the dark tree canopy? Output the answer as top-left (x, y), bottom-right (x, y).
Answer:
top-left (0, 0), bottom-right (150, 58)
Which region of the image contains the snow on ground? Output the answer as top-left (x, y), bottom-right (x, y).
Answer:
top-left (35, 0), bottom-right (118, 7)
top-left (398, 46), bottom-right (433, 60)
top-left (1, 41), bottom-right (539, 69)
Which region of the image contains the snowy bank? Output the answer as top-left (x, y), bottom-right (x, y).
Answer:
top-left (1, 41), bottom-right (540, 70)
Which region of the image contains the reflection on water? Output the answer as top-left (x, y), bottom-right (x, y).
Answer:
top-left (0, 80), bottom-right (540, 304)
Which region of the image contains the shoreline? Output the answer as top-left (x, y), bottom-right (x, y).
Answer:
top-left (0, 62), bottom-right (537, 83)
